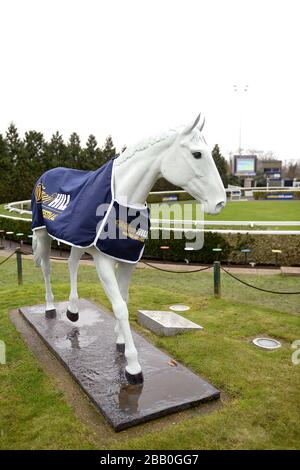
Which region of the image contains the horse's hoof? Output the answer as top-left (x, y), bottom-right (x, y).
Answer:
top-left (66, 310), bottom-right (79, 322)
top-left (125, 369), bottom-right (144, 385)
top-left (116, 343), bottom-right (125, 354)
top-left (45, 309), bottom-right (56, 319)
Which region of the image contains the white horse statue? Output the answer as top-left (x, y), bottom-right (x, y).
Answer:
top-left (32, 114), bottom-right (226, 384)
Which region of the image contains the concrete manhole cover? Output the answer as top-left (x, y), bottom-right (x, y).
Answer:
top-left (252, 337), bottom-right (282, 350)
top-left (169, 305), bottom-right (190, 312)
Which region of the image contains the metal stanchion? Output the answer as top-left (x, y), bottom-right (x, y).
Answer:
top-left (160, 245), bottom-right (170, 262)
top-left (184, 246), bottom-right (194, 263)
top-left (15, 248), bottom-right (23, 285)
top-left (241, 248), bottom-right (251, 265)
top-left (16, 232), bottom-right (24, 249)
top-left (272, 249), bottom-right (282, 267)
top-left (6, 232), bottom-right (14, 249)
top-left (0, 230), bottom-right (4, 250)
top-left (212, 247), bottom-right (222, 261)
top-left (214, 260), bottom-right (221, 298)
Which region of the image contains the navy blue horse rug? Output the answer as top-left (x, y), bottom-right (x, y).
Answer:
top-left (31, 159), bottom-right (150, 263)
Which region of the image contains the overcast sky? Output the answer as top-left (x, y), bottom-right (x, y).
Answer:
top-left (1, 0), bottom-right (299, 160)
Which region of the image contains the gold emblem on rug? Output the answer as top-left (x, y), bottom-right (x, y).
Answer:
top-left (34, 183), bottom-right (44, 203)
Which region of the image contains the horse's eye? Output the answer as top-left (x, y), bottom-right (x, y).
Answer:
top-left (192, 152), bottom-right (202, 159)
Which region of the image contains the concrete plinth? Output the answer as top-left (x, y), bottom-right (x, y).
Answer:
top-left (138, 309), bottom-right (203, 336)
top-left (20, 299), bottom-right (219, 431)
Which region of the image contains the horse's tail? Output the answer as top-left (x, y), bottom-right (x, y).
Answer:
top-left (32, 231), bottom-right (41, 268)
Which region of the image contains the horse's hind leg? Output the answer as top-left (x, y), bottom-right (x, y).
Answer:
top-left (35, 229), bottom-right (56, 318)
top-left (93, 252), bottom-right (143, 384)
top-left (66, 247), bottom-right (84, 322)
top-left (115, 262), bottom-right (135, 353)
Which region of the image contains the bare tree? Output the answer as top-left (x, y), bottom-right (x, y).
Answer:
top-left (247, 149), bottom-right (278, 161)
top-left (283, 161), bottom-right (300, 179)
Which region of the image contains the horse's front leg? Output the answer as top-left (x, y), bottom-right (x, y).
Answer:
top-left (93, 252), bottom-right (143, 384)
top-left (115, 261), bottom-right (136, 353)
top-left (66, 247), bottom-right (84, 322)
top-left (34, 229), bottom-right (56, 318)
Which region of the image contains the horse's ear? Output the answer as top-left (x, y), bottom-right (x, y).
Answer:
top-left (181, 113), bottom-right (201, 136)
top-left (198, 115), bottom-right (205, 132)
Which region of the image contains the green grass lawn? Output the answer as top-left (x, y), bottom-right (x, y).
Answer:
top-left (150, 200), bottom-right (300, 231)
top-left (151, 200), bottom-right (300, 221)
top-left (0, 254), bottom-right (300, 449)
top-left (0, 203), bottom-right (31, 220)
top-left (205, 200), bottom-right (300, 221)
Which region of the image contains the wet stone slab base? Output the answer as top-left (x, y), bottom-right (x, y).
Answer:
top-left (19, 299), bottom-right (220, 431)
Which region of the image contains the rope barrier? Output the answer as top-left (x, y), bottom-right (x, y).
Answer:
top-left (0, 250), bottom-right (16, 267)
top-left (20, 249), bottom-right (33, 256)
top-left (2, 246), bottom-right (299, 295)
top-left (221, 266), bottom-right (300, 295)
top-left (21, 247), bottom-right (213, 272)
top-left (20, 248), bottom-right (69, 261)
top-left (141, 260), bottom-right (212, 274)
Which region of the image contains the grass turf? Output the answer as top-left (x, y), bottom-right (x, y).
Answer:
top-left (0, 255), bottom-right (300, 449)
top-left (0, 203), bottom-right (31, 220)
top-left (150, 200), bottom-right (300, 230)
top-left (204, 200), bottom-right (300, 222)
top-left (1, 200), bottom-right (300, 222)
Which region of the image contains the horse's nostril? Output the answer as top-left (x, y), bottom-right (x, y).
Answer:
top-left (216, 201), bottom-right (225, 210)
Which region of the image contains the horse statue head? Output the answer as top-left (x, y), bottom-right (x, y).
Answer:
top-left (160, 114), bottom-right (226, 214)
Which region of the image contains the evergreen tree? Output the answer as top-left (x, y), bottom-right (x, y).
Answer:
top-left (0, 126), bottom-right (125, 202)
top-left (23, 131), bottom-right (45, 171)
top-left (67, 132), bottom-right (82, 169)
top-left (5, 123), bottom-right (24, 200)
top-left (81, 134), bottom-right (101, 170)
top-left (102, 135), bottom-right (116, 163)
top-left (227, 173), bottom-right (241, 186)
top-left (20, 131), bottom-right (46, 198)
top-left (6, 123), bottom-right (22, 163)
top-left (212, 144), bottom-right (229, 188)
top-left (45, 131), bottom-right (67, 168)
top-left (0, 134), bottom-right (13, 203)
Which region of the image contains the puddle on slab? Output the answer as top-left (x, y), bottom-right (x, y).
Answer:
top-left (61, 307), bottom-right (105, 327)
top-left (54, 327), bottom-right (98, 350)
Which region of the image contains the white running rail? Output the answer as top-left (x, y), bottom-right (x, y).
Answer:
top-left (1, 200), bottom-right (300, 235)
top-left (151, 219), bottom-right (300, 227)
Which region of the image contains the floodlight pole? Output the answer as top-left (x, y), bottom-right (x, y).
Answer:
top-left (233, 84), bottom-right (248, 154)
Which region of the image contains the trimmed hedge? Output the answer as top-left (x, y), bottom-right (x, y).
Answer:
top-left (253, 191), bottom-right (300, 200)
top-left (0, 217), bottom-right (62, 250)
top-left (144, 231), bottom-right (300, 266)
top-left (1, 216), bottom-right (299, 266)
top-left (147, 192), bottom-right (193, 203)
top-left (224, 232), bottom-right (300, 266)
top-left (144, 230), bottom-right (230, 263)
top-left (0, 217), bottom-right (32, 242)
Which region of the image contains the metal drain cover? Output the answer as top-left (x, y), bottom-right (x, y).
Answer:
top-left (252, 337), bottom-right (281, 350)
top-left (169, 305), bottom-right (190, 312)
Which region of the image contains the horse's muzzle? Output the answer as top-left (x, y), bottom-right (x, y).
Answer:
top-left (215, 200), bottom-right (225, 212)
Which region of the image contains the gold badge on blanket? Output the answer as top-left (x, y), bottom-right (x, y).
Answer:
top-left (34, 183), bottom-right (44, 203)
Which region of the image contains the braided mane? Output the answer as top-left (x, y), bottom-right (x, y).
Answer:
top-left (115, 128), bottom-right (178, 165)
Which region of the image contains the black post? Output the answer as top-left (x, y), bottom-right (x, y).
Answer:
top-left (16, 248), bottom-right (23, 285)
top-left (214, 261), bottom-right (221, 298)
top-left (0, 230), bottom-right (4, 250)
